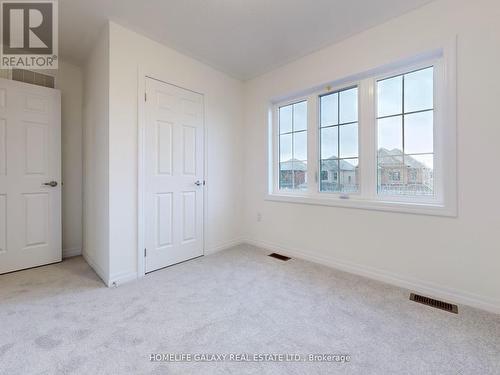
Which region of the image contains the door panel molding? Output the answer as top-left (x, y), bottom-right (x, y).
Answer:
top-left (156, 192), bottom-right (173, 248)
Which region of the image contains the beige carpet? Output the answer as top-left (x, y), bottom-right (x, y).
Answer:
top-left (1, 244), bottom-right (499, 374)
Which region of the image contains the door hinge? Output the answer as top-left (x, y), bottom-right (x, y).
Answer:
top-left (144, 248), bottom-right (147, 257)
top-left (144, 92), bottom-right (147, 101)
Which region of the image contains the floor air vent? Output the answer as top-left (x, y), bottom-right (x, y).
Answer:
top-left (410, 293), bottom-right (458, 314)
top-left (268, 253), bottom-right (291, 261)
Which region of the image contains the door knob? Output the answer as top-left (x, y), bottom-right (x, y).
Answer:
top-left (194, 180), bottom-right (202, 186)
top-left (43, 181), bottom-right (58, 187)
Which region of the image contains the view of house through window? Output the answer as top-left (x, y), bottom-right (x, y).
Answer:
top-left (319, 87), bottom-right (359, 193)
top-left (376, 67), bottom-right (434, 196)
top-left (279, 101), bottom-right (307, 190)
top-left (272, 61), bottom-right (445, 211)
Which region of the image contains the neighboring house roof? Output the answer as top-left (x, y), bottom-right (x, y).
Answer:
top-left (282, 149), bottom-right (428, 172)
top-left (280, 159), bottom-right (307, 171)
top-left (377, 148), bottom-right (428, 169)
top-left (321, 158), bottom-right (357, 171)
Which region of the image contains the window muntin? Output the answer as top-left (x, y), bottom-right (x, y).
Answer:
top-left (279, 101), bottom-right (308, 190)
top-left (319, 87), bottom-right (359, 193)
top-left (376, 67), bottom-right (434, 197)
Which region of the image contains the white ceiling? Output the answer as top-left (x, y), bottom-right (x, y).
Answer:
top-left (60, 0), bottom-right (434, 80)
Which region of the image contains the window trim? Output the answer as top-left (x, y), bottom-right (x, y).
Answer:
top-left (267, 44), bottom-right (457, 217)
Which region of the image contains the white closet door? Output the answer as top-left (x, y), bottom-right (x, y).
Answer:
top-left (144, 78), bottom-right (204, 273)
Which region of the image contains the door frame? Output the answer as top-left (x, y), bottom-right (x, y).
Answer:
top-left (137, 67), bottom-right (206, 278)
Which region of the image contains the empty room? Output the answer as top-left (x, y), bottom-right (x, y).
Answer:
top-left (1, 0), bottom-right (499, 374)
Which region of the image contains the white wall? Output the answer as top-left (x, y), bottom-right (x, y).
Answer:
top-left (242, 0), bottom-right (500, 313)
top-left (107, 22), bottom-right (243, 283)
top-left (82, 25), bottom-right (110, 283)
top-left (53, 61), bottom-right (83, 258)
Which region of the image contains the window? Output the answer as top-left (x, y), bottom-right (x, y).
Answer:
top-left (279, 101), bottom-right (307, 190)
top-left (269, 49), bottom-right (456, 216)
top-left (377, 67), bottom-right (434, 196)
top-left (389, 170), bottom-right (401, 182)
top-left (319, 87), bottom-right (359, 193)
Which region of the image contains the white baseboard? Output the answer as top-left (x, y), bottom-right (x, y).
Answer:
top-left (82, 252), bottom-right (137, 287)
top-left (109, 271), bottom-right (138, 287)
top-left (242, 238), bottom-right (500, 315)
top-left (82, 252), bottom-right (109, 286)
top-left (62, 247), bottom-right (82, 259)
top-left (108, 238), bottom-right (241, 286)
top-left (204, 238), bottom-right (244, 255)
top-left (107, 239), bottom-right (241, 286)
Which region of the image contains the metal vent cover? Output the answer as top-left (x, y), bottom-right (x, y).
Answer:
top-left (410, 293), bottom-right (458, 314)
top-left (12, 69), bottom-right (55, 88)
top-left (268, 253), bottom-right (291, 261)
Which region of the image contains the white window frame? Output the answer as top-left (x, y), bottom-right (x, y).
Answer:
top-left (267, 45), bottom-right (457, 217)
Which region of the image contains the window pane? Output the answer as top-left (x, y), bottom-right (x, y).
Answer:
top-left (378, 116), bottom-right (402, 155)
top-left (320, 159), bottom-right (339, 192)
top-left (340, 158), bottom-right (359, 193)
top-left (404, 67), bottom-right (433, 112)
top-left (339, 87), bottom-right (358, 123)
top-left (378, 147), bottom-right (403, 161)
top-left (278, 101), bottom-right (308, 191)
top-left (279, 133), bottom-right (292, 162)
top-left (320, 93), bottom-right (338, 127)
top-left (321, 127), bottom-right (338, 160)
top-left (377, 75), bottom-right (402, 117)
top-left (293, 160), bottom-right (308, 190)
top-left (404, 111), bottom-right (433, 154)
top-left (293, 131), bottom-right (307, 160)
top-left (293, 101), bottom-right (307, 131)
top-left (320, 93), bottom-right (339, 126)
top-left (378, 153), bottom-right (434, 196)
top-left (378, 157), bottom-right (404, 195)
top-left (279, 161), bottom-right (294, 190)
top-left (376, 66), bottom-right (435, 199)
top-left (409, 153), bottom-right (433, 169)
top-left (339, 123), bottom-right (358, 158)
top-left (279, 105), bottom-right (292, 134)
top-left (404, 154), bottom-right (433, 196)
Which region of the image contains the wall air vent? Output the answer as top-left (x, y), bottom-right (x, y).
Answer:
top-left (12, 69), bottom-right (55, 88)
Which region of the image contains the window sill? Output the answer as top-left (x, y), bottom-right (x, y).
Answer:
top-left (265, 193), bottom-right (457, 217)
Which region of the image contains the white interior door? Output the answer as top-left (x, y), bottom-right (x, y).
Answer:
top-left (144, 78), bottom-right (204, 273)
top-left (0, 78), bottom-right (61, 274)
